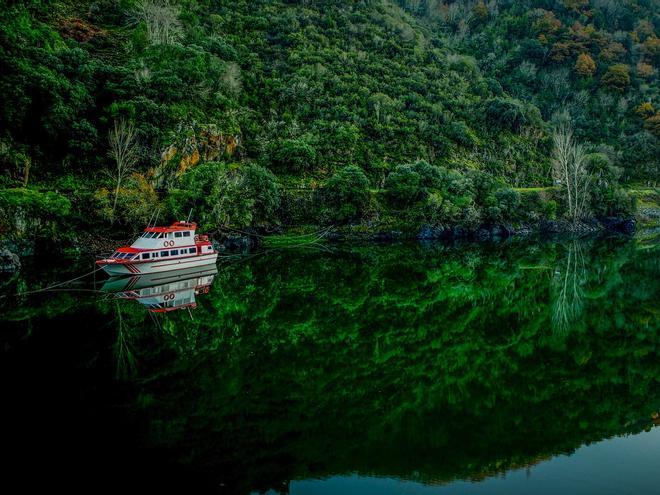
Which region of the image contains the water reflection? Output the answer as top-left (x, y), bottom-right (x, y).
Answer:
top-left (0, 237), bottom-right (658, 493)
top-left (552, 240), bottom-right (587, 335)
top-left (100, 266), bottom-right (218, 313)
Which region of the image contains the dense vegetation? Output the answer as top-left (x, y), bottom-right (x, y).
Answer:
top-left (0, 0), bottom-right (657, 246)
top-left (2, 238), bottom-right (658, 491)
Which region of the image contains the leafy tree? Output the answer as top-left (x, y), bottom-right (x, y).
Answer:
top-left (600, 64), bottom-right (630, 92)
top-left (323, 165), bottom-right (370, 223)
top-left (574, 53), bottom-right (596, 77)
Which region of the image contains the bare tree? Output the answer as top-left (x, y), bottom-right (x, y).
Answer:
top-left (552, 123), bottom-right (591, 223)
top-left (108, 119), bottom-right (139, 217)
top-left (133, 0), bottom-right (182, 45)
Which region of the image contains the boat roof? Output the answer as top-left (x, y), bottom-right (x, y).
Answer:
top-left (116, 247), bottom-right (141, 253)
top-left (144, 221), bottom-right (197, 233)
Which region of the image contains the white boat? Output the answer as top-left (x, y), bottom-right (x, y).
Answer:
top-left (101, 266), bottom-right (218, 313)
top-left (96, 221), bottom-right (218, 276)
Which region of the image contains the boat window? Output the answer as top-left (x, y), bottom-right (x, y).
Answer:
top-left (170, 249), bottom-right (179, 256)
top-left (161, 251), bottom-right (169, 257)
top-left (182, 231), bottom-right (191, 237)
top-left (141, 253), bottom-right (150, 260)
top-left (189, 248), bottom-right (196, 254)
top-left (175, 232), bottom-right (182, 238)
top-left (152, 252), bottom-right (158, 258)
top-left (112, 252), bottom-right (120, 258)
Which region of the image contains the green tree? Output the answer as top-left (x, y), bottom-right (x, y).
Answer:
top-left (600, 64), bottom-right (631, 92)
top-left (324, 165), bottom-right (370, 223)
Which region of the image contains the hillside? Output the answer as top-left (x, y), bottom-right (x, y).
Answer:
top-left (0, 0), bottom-right (657, 252)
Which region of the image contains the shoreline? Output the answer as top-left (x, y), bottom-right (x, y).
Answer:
top-left (0, 215), bottom-right (651, 274)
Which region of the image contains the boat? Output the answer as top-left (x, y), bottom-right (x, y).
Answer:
top-left (96, 221), bottom-right (218, 276)
top-left (101, 266), bottom-right (218, 313)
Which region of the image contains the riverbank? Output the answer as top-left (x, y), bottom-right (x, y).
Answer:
top-left (1, 191), bottom-right (657, 273)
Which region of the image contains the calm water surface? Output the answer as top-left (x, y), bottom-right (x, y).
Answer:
top-left (1, 236), bottom-right (658, 493)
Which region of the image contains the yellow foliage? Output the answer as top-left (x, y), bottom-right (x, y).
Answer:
top-left (574, 53), bottom-right (596, 77)
top-left (636, 62), bottom-right (655, 78)
top-left (635, 102), bottom-right (655, 119)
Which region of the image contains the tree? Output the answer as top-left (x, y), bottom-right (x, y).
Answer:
top-left (472, 1), bottom-right (488, 22)
top-left (574, 53), bottom-right (596, 77)
top-left (108, 119), bottom-right (139, 219)
top-left (600, 64), bottom-right (630, 92)
top-left (324, 165), bottom-right (370, 223)
top-left (551, 124), bottom-right (591, 223)
top-left (133, 0), bottom-right (183, 45)
top-left (636, 62), bottom-right (655, 78)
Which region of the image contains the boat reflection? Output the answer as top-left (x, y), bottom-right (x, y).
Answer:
top-left (100, 266), bottom-right (217, 313)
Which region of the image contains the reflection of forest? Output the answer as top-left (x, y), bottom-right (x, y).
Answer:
top-left (1, 237), bottom-right (658, 493)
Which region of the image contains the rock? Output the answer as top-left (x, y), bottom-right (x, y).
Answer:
top-left (0, 248), bottom-right (21, 273)
top-left (416, 225), bottom-right (447, 240)
top-left (600, 217), bottom-right (636, 235)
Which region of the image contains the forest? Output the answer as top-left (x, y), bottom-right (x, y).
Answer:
top-left (0, 0), bottom-right (658, 250)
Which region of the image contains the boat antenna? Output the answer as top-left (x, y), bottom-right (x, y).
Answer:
top-left (186, 208), bottom-right (193, 223)
top-left (146, 209), bottom-right (155, 228)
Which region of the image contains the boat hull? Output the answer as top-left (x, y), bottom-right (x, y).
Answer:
top-left (98, 253), bottom-right (218, 276)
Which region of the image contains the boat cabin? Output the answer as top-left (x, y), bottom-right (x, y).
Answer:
top-left (108, 222), bottom-right (215, 262)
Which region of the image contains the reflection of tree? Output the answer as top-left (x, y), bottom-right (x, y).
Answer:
top-left (552, 239), bottom-right (587, 335)
top-left (113, 301), bottom-right (136, 380)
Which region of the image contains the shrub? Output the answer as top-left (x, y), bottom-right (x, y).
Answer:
top-left (94, 174), bottom-right (158, 227)
top-left (384, 165), bottom-right (422, 206)
top-left (485, 97), bottom-right (543, 132)
top-left (324, 165), bottom-right (370, 223)
top-left (242, 164), bottom-right (281, 225)
top-left (166, 162), bottom-right (281, 230)
top-left (270, 138), bottom-right (317, 172)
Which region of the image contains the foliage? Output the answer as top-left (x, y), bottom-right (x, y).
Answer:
top-left (0, 0), bottom-right (656, 238)
top-left (323, 165), bottom-right (370, 224)
top-left (601, 64), bottom-right (631, 92)
top-left (165, 162), bottom-right (281, 230)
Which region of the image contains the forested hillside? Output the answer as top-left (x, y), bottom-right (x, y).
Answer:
top-left (0, 0), bottom-right (657, 248)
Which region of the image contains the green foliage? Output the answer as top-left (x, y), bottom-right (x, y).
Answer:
top-left (166, 162), bottom-right (281, 230)
top-left (485, 97), bottom-right (543, 132)
top-left (0, 187), bottom-right (71, 238)
top-left (601, 64), bottom-right (631, 92)
top-left (93, 174), bottom-right (159, 227)
top-left (0, 0), bottom-right (655, 235)
top-left (323, 165), bottom-right (370, 224)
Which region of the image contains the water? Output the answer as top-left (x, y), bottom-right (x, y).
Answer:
top-left (1, 236), bottom-right (658, 493)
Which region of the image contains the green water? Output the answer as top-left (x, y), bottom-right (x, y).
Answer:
top-left (1, 236), bottom-right (659, 493)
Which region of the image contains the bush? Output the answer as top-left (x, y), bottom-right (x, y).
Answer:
top-left (242, 164), bottom-right (281, 225)
top-left (324, 165), bottom-right (370, 223)
top-left (0, 188), bottom-right (71, 237)
top-left (485, 97), bottom-right (543, 132)
top-left (269, 138), bottom-right (317, 172)
top-left (93, 174), bottom-right (158, 227)
top-left (166, 162), bottom-right (281, 230)
top-left (384, 165), bottom-right (422, 206)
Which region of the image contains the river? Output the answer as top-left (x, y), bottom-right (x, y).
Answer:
top-left (1, 235), bottom-right (658, 493)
